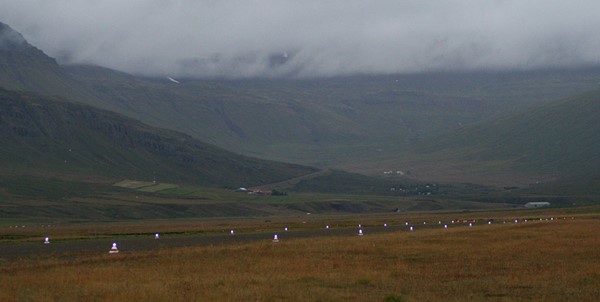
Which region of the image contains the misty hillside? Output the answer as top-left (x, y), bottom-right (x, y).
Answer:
top-left (0, 88), bottom-right (317, 187)
top-left (3, 22), bottom-right (600, 169)
top-left (65, 66), bottom-right (600, 167)
top-left (0, 22), bottom-right (99, 103)
top-left (3, 20), bottom-right (600, 188)
top-left (378, 89), bottom-right (600, 186)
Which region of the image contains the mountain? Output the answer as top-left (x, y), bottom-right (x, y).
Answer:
top-left (0, 88), bottom-right (317, 187)
top-left (0, 22), bottom-right (98, 102)
top-left (376, 89), bottom-right (600, 188)
top-left (65, 66), bottom-right (600, 167)
top-left (4, 21), bottom-right (600, 169)
top-left (2, 21), bottom-right (600, 187)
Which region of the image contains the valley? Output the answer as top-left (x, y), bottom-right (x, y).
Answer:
top-left (0, 20), bottom-right (598, 226)
top-left (1, 7), bottom-right (600, 301)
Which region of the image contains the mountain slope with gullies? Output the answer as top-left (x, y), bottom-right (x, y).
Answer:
top-left (4, 21), bottom-right (600, 169)
top-left (65, 66), bottom-right (600, 168)
top-left (0, 88), bottom-right (318, 187)
top-left (371, 89), bottom-right (600, 189)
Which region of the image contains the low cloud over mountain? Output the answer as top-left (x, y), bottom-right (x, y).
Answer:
top-left (2, 0), bottom-right (600, 78)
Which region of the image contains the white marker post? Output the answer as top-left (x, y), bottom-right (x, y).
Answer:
top-left (358, 229), bottom-right (364, 236)
top-left (109, 242), bottom-right (119, 254)
top-left (272, 234), bottom-right (279, 243)
top-left (155, 233), bottom-right (160, 239)
top-left (410, 226), bottom-right (414, 231)
top-left (444, 224), bottom-right (448, 229)
top-left (230, 229), bottom-right (234, 235)
top-left (44, 237), bottom-right (50, 244)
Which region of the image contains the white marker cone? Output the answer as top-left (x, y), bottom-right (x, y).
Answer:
top-left (230, 229), bottom-right (234, 235)
top-left (109, 242), bottom-right (119, 254)
top-left (272, 234), bottom-right (279, 243)
top-left (410, 226), bottom-right (414, 231)
top-left (358, 229), bottom-right (363, 236)
top-left (469, 222), bottom-right (473, 227)
top-left (155, 233), bottom-right (160, 239)
top-left (444, 224), bottom-right (448, 229)
top-left (44, 237), bottom-right (50, 244)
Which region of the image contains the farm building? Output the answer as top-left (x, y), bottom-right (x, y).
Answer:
top-left (524, 202), bottom-right (550, 208)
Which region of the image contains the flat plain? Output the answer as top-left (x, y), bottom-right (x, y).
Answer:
top-left (1, 207), bottom-right (599, 301)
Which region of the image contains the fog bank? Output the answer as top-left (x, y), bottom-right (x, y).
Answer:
top-left (2, 0), bottom-right (599, 78)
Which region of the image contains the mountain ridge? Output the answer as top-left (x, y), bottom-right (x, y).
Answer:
top-left (5, 21), bottom-right (600, 169)
top-left (2, 21), bottom-right (600, 190)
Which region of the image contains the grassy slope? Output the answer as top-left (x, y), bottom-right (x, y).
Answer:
top-left (0, 88), bottom-right (317, 188)
top-left (3, 21), bottom-right (600, 169)
top-left (373, 89), bottom-right (600, 190)
top-left (3, 22), bottom-right (600, 195)
top-left (65, 67), bottom-right (600, 167)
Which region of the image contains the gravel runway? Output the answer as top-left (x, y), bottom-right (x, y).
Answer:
top-left (1, 225), bottom-right (410, 260)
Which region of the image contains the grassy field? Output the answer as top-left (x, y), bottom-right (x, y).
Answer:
top-left (1, 207), bottom-right (598, 301)
top-left (3, 172), bottom-right (530, 223)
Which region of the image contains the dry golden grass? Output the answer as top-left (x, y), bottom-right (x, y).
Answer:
top-left (1, 217), bottom-right (598, 301)
top-left (5, 206), bottom-right (590, 242)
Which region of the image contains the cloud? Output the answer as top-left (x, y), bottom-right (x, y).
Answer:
top-left (1, 0), bottom-right (600, 78)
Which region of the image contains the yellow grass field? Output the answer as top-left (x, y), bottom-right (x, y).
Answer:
top-left (1, 216), bottom-right (599, 301)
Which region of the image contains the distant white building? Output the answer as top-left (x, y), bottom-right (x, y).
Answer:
top-left (524, 202), bottom-right (550, 208)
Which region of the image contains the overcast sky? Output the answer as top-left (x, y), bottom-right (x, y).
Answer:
top-left (1, 0), bottom-right (600, 78)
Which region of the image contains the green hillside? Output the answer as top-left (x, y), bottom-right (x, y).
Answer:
top-left (381, 90), bottom-right (600, 189)
top-left (2, 21), bottom-right (600, 193)
top-left (66, 67), bottom-right (600, 167)
top-left (0, 88), bottom-right (317, 187)
top-left (4, 21), bottom-right (600, 168)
